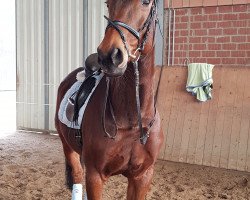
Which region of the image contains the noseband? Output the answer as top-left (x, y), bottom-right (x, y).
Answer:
top-left (102, 0), bottom-right (158, 145)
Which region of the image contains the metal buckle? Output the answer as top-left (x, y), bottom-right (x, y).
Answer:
top-left (129, 47), bottom-right (141, 61)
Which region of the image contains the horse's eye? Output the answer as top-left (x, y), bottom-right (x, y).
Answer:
top-left (142, 0), bottom-right (150, 5)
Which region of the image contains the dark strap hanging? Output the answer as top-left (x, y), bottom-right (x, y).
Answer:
top-left (133, 60), bottom-right (156, 145)
top-left (102, 77), bottom-right (117, 139)
top-left (133, 61), bottom-right (144, 144)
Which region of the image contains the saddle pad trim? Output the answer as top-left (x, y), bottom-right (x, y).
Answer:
top-left (58, 72), bottom-right (104, 129)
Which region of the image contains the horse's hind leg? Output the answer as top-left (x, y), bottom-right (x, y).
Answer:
top-left (61, 137), bottom-right (84, 200)
top-left (126, 167), bottom-right (154, 200)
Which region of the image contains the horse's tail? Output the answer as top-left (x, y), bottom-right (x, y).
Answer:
top-left (65, 160), bottom-right (73, 190)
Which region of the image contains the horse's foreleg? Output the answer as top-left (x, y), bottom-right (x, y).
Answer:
top-left (85, 169), bottom-right (104, 200)
top-left (126, 167), bottom-right (154, 200)
top-left (61, 141), bottom-right (84, 200)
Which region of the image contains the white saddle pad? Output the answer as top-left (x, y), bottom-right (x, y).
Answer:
top-left (58, 71), bottom-right (104, 129)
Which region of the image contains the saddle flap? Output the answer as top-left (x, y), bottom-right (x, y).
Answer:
top-left (65, 101), bottom-right (75, 122)
top-left (72, 76), bottom-right (97, 122)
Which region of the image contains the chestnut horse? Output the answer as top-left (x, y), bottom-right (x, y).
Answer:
top-left (55, 0), bottom-right (163, 199)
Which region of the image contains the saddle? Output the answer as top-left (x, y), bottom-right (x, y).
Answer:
top-left (59, 53), bottom-right (103, 129)
top-left (65, 75), bottom-right (98, 123)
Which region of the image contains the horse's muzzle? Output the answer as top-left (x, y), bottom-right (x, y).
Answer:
top-left (97, 47), bottom-right (127, 77)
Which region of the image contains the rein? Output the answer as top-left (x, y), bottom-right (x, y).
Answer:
top-left (102, 0), bottom-right (158, 145)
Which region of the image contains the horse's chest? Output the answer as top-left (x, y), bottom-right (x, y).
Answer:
top-left (102, 142), bottom-right (152, 178)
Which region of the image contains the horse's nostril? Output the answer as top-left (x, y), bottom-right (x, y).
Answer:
top-left (111, 48), bottom-right (119, 61)
top-left (111, 48), bottom-right (123, 66)
top-left (97, 47), bottom-right (123, 67)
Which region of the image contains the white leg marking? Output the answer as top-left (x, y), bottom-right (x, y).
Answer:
top-left (72, 184), bottom-right (83, 200)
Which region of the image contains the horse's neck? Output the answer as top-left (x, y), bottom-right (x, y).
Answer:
top-left (109, 54), bottom-right (155, 129)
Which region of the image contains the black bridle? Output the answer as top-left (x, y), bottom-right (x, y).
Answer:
top-left (102, 0), bottom-right (158, 145)
top-left (104, 0), bottom-right (157, 59)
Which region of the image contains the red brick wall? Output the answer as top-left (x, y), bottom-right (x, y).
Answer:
top-left (165, 0), bottom-right (250, 8)
top-left (166, 4), bottom-right (250, 66)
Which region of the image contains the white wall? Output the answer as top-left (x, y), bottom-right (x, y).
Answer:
top-left (16, 0), bottom-right (106, 131)
top-left (0, 0), bottom-right (16, 134)
top-left (0, 0), bottom-right (16, 90)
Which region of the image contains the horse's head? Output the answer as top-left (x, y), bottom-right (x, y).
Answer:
top-left (97, 0), bottom-right (157, 77)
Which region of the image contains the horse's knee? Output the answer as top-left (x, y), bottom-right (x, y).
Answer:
top-left (86, 171), bottom-right (103, 186)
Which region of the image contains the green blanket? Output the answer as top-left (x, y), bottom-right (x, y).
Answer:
top-left (186, 63), bottom-right (214, 102)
